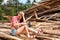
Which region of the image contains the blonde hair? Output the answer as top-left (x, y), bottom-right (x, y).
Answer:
top-left (18, 11), bottom-right (24, 16)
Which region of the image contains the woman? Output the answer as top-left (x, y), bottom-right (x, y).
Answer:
top-left (11, 11), bottom-right (42, 38)
top-left (11, 11), bottom-right (30, 37)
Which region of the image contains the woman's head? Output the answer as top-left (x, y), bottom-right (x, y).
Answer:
top-left (17, 11), bottom-right (24, 19)
top-left (18, 11), bottom-right (24, 17)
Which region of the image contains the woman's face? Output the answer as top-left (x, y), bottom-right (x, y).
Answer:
top-left (18, 12), bottom-right (24, 19)
top-left (18, 13), bottom-right (23, 19)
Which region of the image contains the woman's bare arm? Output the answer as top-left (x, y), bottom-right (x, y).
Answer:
top-left (14, 22), bottom-right (27, 26)
top-left (22, 13), bottom-right (26, 23)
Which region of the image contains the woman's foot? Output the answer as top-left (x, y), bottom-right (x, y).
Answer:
top-left (30, 35), bottom-right (35, 39)
top-left (27, 34), bottom-right (30, 38)
top-left (20, 34), bottom-right (26, 38)
top-left (28, 34), bottom-right (35, 39)
top-left (35, 28), bottom-right (43, 35)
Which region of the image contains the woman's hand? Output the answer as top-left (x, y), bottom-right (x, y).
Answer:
top-left (14, 23), bottom-right (19, 26)
top-left (14, 23), bottom-right (20, 28)
top-left (21, 12), bottom-right (24, 16)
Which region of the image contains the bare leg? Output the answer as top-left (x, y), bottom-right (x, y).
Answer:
top-left (28, 28), bottom-right (37, 34)
top-left (17, 25), bottom-right (37, 37)
top-left (17, 26), bottom-right (25, 34)
top-left (17, 25), bottom-right (30, 37)
top-left (24, 25), bottom-right (30, 37)
top-left (23, 25), bottom-right (37, 35)
top-left (16, 26), bottom-right (26, 38)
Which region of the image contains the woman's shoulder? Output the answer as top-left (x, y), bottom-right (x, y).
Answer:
top-left (12, 16), bottom-right (18, 20)
top-left (12, 16), bottom-right (17, 18)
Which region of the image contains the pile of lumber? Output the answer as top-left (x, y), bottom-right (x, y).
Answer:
top-left (1, 0), bottom-right (60, 40)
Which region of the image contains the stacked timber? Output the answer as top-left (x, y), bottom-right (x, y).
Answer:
top-left (1, 0), bottom-right (60, 40)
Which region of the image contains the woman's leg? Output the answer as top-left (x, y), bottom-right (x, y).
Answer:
top-left (28, 28), bottom-right (37, 33)
top-left (28, 27), bottom-right (43, 35)
top-left (24, 25), bottom-right (30, 37)
top-left (17, 26), bottom-right (25, 34)
top-left (17, 26), bottom-right (30, 37)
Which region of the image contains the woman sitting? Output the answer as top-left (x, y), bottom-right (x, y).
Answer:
top-left (10, 11), bottom-right (42, 38)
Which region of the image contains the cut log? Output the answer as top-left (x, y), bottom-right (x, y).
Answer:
top-left (3, 16), bottom-right (12, 22)
top-left (38, 8), bottom-right (60, 16)
top-left (37, 35), bottom-right (60, 40)
top-left (0, 24), bottom-right (10, 28)
top-left (0, 32), bottom-right (23, 40)
top-left (0, 28), bottom-right (11, 34)
top-left (43, 29), bottom-right (60, 35)
top-left (26, 15), bottom-right (34, 22)
top-left (24, 0), bottom-right (59, 14)
top-left (45, 13), bottom-right (57, 19)
top-left (33, 11), bottom-right (38, 19)
top-left (30, 18), bottom-right (60, 25)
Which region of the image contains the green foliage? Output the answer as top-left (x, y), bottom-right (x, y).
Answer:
top-left (24, 4), bottom-right (32, 9)
top-left (18, 5), bottom-right (25, 10)
top-left (0, 7), bottom-right (2, 13)
top-left (11, 7), bottom-right (16, 16)
top-left (33, 0), bottom-right (36, 2)
top-left (0, 6), bottom-right (4, 14)
top-left (27, 0), bottom-right (30, 3)
top-left (0, 0), bottom-right (3, 2)
top-left (24, 0), bottom-right (32, 9)
top-left (0, 0), bottom-right (33, 22)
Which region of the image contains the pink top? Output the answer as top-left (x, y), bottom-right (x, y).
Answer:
top-left (11, 16), bottom-right (20, 28)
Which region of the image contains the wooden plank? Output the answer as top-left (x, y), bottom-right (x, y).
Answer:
top-left (37, 35), bottom-right (60, 40)
top-left (0, 32), bottom-right (23, 40)
top-left (38, 8), bottom-right (60, 17)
